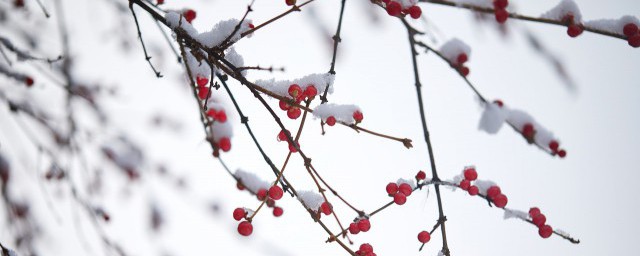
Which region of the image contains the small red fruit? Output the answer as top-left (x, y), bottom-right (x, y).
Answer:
top-left (233, 208), bottom-right (246, 221)
top-left (468, 185), bottom-right (479, 196)
top-left (287, 108), bottom-right (301, 119)
top-left (304, 85), bottom-right (318, 99)
top-left (386, 182), bottom-right (398, 195)
top-left (206, 109), bottom-right (217, 119)
top-left (236, 182), bottom-right (245, 190)
top-left (268, 185), bottom-right (284, 200)
top-left (495, 8), bottom-right (508, 23)
top-left (288, 84), bottom-right (302, 98)
top-left (493, 99), bottom-right (504, 107)
top-left (557, 149), bottom-right (567, 158)
top-left (257, 189), bottom-right (268, 201)
top-left (493, 0), bottom-right (508, 9)
top-left (357, 219), bottom-right (371, 232)
top-left (273, 206), bottom-right (284, 217)
top-left (459, 179), bottom-right (470, 191)
top-left (538, 224), bottom-right (553, 238)
top-left (522, 123), bottom-right (535, 140)
top-left (463, 167), bottom-right (477, 181)
top-left (288, 142), bottom-right (298, 152)
top-left (279, 100), bottom-right (291, 111)
top-left (393, 193), bottom-right (407, 205)
top-left (219, 137), bottom-right (231, 152)
top-left (156, 0), bottom-right (164, 5)
top-left (386, 1), bottom-right (402, 16)
top-left (237, 221), bottom-right (253, 236)
top-left (359, 243), bottom-right (373, 253)
top-left (459, 66), bottom-right (470, 77)
top-left (326, 116), bottom-right (336, 126)
top-left (215, 110), bottom-right (227, 123)
top-left (25, 77), bottom-right (34, 87)
top-left (416, 170), bottom-right (426, 181)
top-left (628, 34), bottom-right (640, 48)
top-left (198, 86), bottom-right (209, 100)
top-left (548, 140), bottom-right (559, 152)
top-left (493, 193), bottom-right (508, 208)
top-left (285, 0), bottom-right (296, 6)
top-left (456, 53), bottom-right (468, 65)
top-left (623, 23), bottom-right (639, 37)
top-left (398, 183), bottom-right (412, 196)
top-left (529, 207), bottom-right (541, 217)
top-left (277, 130), bottom-right (289, 142)
top-left (532, 213), bottom-right (546, 227)
top-left (417, 231), bottom-right (431, 243)
top-left (320, 202), bottom-right (332, 215)
top-left (486, 185), bottom-right (501, 200)
top-left (353, 111), bottom-right (364, 123)
top-left (196, 76), bottom-right (208, 87)
top-left (349, 222), bottom-right (361, 234)
top-left (266, 199), bottom-right (275, 207)
top-left (567, 24), bottom-right (583, 37)
top-left (408, 6), bottom-right (422, 19)
top-left (183, 9), bottom-right (196, 23)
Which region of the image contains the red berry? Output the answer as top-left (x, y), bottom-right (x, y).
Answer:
top-left (326, 116), bottom-right (336, 126)
top-left (206, 109), bottom-right (217, 119)
top-left (13, 0), bottom-right (24, 8)
top-left (468, 185), bottom-right (479, 196)
top-left (219, 137), bottom-right (231, 152)
top-left (538, 224), bottom-right (553, 238)
top-left (398, 183), bottom-right (412, 196)
top-left (183, 9), bottom-right (196, 23)
top-left (320, 202), bottom-right (332, 215)
top-left (357, 219), bottom-right (371, 232)
top-left (557, 149), bottom-right (567, 158)
top-left (486, 185), bottom-right (501, 200)
top-left (408, 6), bottom-right (422, 19)
top-left (25, 77), bottom-right (34, 87)
top-left (198, 86), bottom-right (209, 100)
top-left (196, 76), bottom-right (208, 87)
top-left (495, 8), bottom-right (508, 23)
top-left (349, 222), bottom-right (361, 234)
top-left (353, 111), bottom-right (363, 123)
top-left (522, 123), bottom-right (535, 140)
top-left (417, 231), bottom-right (431, 243)
top-left (288, 142), bottom-right (298, 152)
top-left (359, 243), bottom-right (373, 253)
top-left (215, 110), bottom-right (227, 123)
top-left (285, 0), bottom-right (296, 6)
top-left (156, 0), bottom-right (164, 5)
top-left (236, 182), bottom-right (245, 190)
top-left (456, 53), bottom-right (468, 65)
top-left (459, 66), bottom-right (470, 77)
top-left (493, 99), bottom-right (504, 107)
top-left (548, 140), bottom-right (559, 152)
top-left (459, 179), bottom-right (470, 191)
top-left (415, 170), bottom-right (426, 181)
top-left (529, 207), bottom-right (541, 217)
top-left (386, 1), bottom-right (402, 16)
top-left (277, 130), bottom-right (289, 142)
top-left (304, 85), bottom-right (318, 99)
top-left (567, 24), bottom-right (583, 37)
top-left (233, 208), bottom-right (246, 221)
top-left (266, 199), bottom-right (275, 207)
top-left (279, 100), bottom-right (290, 111)
top-left (532, 213), bottom-right (546, 227)
top-left (493, 194), bottom-right (508, 208)
top-left (287, 108), bottom-right (301, 119)
top-left (493, 0), bottom-right (508, 9)
top-left (393, 193), bottom-right (407, 205)
top-left (237, 221), bottom-right (253, 236)
top-left (561, 14), bottom-right (575, 24)
top-left (623, 23), bottom-right (639, 37)
top-left (288, 84), bottom-right (302, 98)
top-left (628, 34), bottom-right (640, 48)
top-left (463, 167), bottom-right (477, 181)
top-left (273, 206), bottom-right (284, 217)
top-left (257, 189), bottom-right (267, 201)
top-left (386, 182), bottom-right (398, 195)
top-left (268, 185), bottom-right (284, 200)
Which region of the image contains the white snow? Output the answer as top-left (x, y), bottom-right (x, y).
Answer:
top-left (298, 190), bottom-right (325, 211)
top-left (234, 169), bottom-right (270, 193)
top-left (224, 47), bottom-right (246, 76)
top-left (396, 178), bottom-right (416, 188)
top-left (165, 11), bottom-right (199, 38)
top-left (255, 73), bottom-right (335, 99)
top-left (541, 0), bottom-right (583, 23)
top-left (184, 47), bottom-right (212, 80)
top-left (503, 208), bottom-right (528, 220)
top-left (478, 101), bottom-right (508, 134)
top-left (312, 103), bottom-right (361, 124)
top-left (397, 0), bottom-right (418, 9)
top-left (585, 16), bottom-right (640, 35)
top-left (473, 179), bottom-right (497, 195)
top-left (197, 19), bottom-right (253, 48)
top-left (439, 38), bottom-right (471, 64)
top-left (449, 0), bottom-right (492, 9)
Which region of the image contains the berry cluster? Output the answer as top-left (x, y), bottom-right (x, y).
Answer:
top-left (452, 53), bottom-right (470, 77)
top-left (355, 243), bottom-right (377, 256)
top-left (385, 181), bottom-right (413, 205)
top-left (348, 218), bottom-right (371, 235)
top-left (196, 75), bottom-right (209, 100)
top-left (520, 123), bottom-right (567, 158)
top-left (277, 129), bottom-right (299, 152)
top-left (457, 167), bottom-right (508, 208)
top-left (383, 0), bottom-right (422, 19)
top-left (562, 13), bottom-right (583, 38)
top-left (529, 207), bottom-right (554, 239)
top-left (278, 84), bottom-right (317, 120)
top-left (493, 0), bottom-right (509, 24)
top-left (623, 23), bottom-right (640, 48)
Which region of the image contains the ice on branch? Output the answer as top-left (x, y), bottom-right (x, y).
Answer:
top-left (449, 0), bottom-right (493, 9)
top-left (166, 11), bottom-right (199, 38)
top-left (541, 0), bottom-right (583, 23)
top-left (255, 73), bottom-right (335, 98)
top-left (504, 208), bottom-right (528, 220)
top-left (312, 104), bottom-right (361, 124)
top-left (478, 101), bottom-right (508, 134)
top-left (298, 190), bottom-right (324, 211)
top-left (234, 169), bottom-right (270, 193)
top-left (585, 16), bottom-right (640, 35)
top-left (439, 38), bottom-right (471, 64)
top-left (198, 19), bottom-right (253, 48)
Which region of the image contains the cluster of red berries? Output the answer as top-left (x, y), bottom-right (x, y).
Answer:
top-left (183, 9), bottom-right (197, 23)
top-left (325, 110), bottom-right (363, 127)
top-left (386, 181), bottom-right (413, 205)
top-left (458, 167), bottom-right (508, 208)
top-left (277, 129), bottom-right (299, 152)
top-left (279, 84), bottom-right (317, 120)
top-left (417, 230), bottom-right (431, 244)
top-left (383, 1), bottom-right (422, 19)
top-left (493, 0), bottom-right (509, 24)
top-left (355, 243), bottom-right (377, 256)
top-left (452, 53), bottom-right (470, 77)
top-left (562, 13), bottom-right (583, 38)
top-left (623, 23), bottom-right (640, 48)
top-left (196, 76), bottom-right (210, 100)
top-left (529, 207), bottom-right (553, 238)
top-left (234, 209), bottom-right (253, 236)
top-left (547, 139), bottom-right (566, 158)
top-left (348, 218), bottom-right (371, 235)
